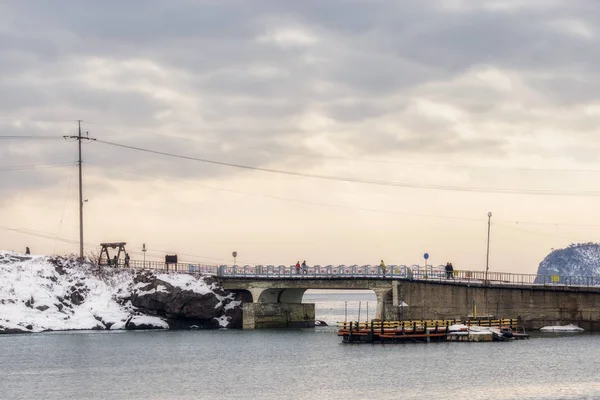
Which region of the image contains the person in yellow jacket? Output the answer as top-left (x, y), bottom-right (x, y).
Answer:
top-left (379, 260), bottom-right (386, 274)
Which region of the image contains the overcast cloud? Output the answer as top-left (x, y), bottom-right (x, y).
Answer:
top-left (2, 0), bottom-right (600, 269)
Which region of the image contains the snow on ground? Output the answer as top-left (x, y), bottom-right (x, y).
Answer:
top-left (155, 273), bottom-right (215, 295)
top-left (0, 251), bottom-right (240, 333)
top-left (0, 251), bottom-right (164, 333)
top-left (153, 272), bottom-right (237, 310)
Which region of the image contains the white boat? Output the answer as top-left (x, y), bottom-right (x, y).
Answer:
top-left (540, 324), bottom-right (584, 332)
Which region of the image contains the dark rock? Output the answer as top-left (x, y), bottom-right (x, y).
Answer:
top-left (125, 316), bottom-right (167, 330)
top-left (130, 280), bottom-right (221, 320)
top-left (0, 328), bottom-right (30, 334)
top-left (66, 283), bottom-right (89, 306)
top-left (35, 305), bottom-right (49, 312)
top-left (25, 324), bottom-right (33, 330)
top-left (127, 272), bottom-right (243, 329)
top-left (165, 318), bottom-right (213, 330)
top-left (24, 297), bottom-right (33, 308)
top-left (70, 290), bottom-right (85, 306)
top-left (224, 307), bottom-right (243, 329)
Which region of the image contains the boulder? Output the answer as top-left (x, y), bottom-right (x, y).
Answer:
top-left (128, 272), bottom-right (242, 329)
top-left (224, 306), bottom-right (243, 329)
top-left (125, 315), bottom-right (169, 330)
top-left (131, 278), bottom-right (220, 320)
top-left (0, 324), bottom-right (30, 334)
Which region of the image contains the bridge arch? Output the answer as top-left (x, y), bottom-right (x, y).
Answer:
top-left (231, 289), bottom-right (253, 303)
top-left (254, 288), bottom-right (307, 303)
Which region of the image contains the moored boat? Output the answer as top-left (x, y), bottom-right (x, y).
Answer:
top-left (540, 324), bottom-right (584, 332)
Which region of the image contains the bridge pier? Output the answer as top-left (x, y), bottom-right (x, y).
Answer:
top-left (242, 303), bottom-right (315, 329)
top-left (235, 287), bottom-right (315, 329)
top-left (373, 281), bottom-right (403, 320)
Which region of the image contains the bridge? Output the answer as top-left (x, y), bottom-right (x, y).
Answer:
top-left (116, 260), bottom-right (600, 330)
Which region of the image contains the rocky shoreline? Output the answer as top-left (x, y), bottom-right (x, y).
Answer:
top-left (0, 251), bottom-right (243, 334)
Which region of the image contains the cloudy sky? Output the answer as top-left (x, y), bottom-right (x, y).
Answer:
top-left (2, 0), bottom-right (600, 272)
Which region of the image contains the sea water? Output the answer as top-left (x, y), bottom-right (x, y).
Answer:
top-left (1, 290), bottom-right (599, 400)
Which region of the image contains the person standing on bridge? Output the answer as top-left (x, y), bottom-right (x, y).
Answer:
top-left (445, 262), bottom-right (454, 279)
top-left (124, 253), bottom-right (130, 268)
top-left (379, 260), bottom-right (387, 275)
top-left (295, 261), bottom-right (301, 274)
top-left (302, 260), bottom-right (308, 274)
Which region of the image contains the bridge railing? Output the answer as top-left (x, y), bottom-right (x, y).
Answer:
top-left (103, 259), bottom-right (219, 274)
top-left (115, 260), bottom-right (600, 288)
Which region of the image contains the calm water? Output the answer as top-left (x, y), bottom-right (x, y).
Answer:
top-left (1, 291), bottom-right (599, 400)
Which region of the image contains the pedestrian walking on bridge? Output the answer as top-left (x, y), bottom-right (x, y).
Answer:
top-left (445, 262), bottom-right (454, 279)
top-left (379, 260), bottom-right (387, 275)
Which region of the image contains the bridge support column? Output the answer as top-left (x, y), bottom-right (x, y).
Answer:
top-left (242, 303), bottom-right (315, 329)
top-left (374, 288), bottom-right (395, 321)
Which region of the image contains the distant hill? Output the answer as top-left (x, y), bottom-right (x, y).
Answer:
top-left (535, 243), bottom-right (600, 284)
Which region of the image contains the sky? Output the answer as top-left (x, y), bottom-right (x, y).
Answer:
top-left (2, 0), bottom-right (600, 273)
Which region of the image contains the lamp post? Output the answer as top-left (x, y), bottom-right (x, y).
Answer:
top-left (142, 243), bottom-right (147, 269)
top-left (485, 212), bottom-right (492, 284)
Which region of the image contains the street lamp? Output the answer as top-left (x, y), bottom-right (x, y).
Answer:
top-left (485, 212), bottom-right (492, 283)
top-left (142, 243), bottom-right (147, 269)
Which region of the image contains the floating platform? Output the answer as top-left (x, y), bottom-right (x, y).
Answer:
top-left (539, 324), bottom-right (584, 332)
top-left (338, 319), bottom-right (529, 343)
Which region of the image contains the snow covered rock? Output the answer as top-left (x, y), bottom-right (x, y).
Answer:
top-left (129, 271), bottom-right (242, 329)
top-left (0, 251), bottom-right (242, 333)
top-left (535, 243), bottom-right (600, 283)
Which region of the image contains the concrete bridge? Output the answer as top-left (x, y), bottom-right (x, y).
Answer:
top-left (213, 266), bottom-right (600, 331)
top-left (124, 260), bottom-right (600, 330)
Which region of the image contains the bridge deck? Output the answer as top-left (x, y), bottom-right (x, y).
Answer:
top-left (104, 260), bottom-right (600, 289)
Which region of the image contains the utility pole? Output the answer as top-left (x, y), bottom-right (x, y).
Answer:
top-left (64, 121), bottom-right (95, 261)
top-left (485, 212), bottom-right (492, 283)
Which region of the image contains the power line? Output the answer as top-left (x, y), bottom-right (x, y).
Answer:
top-left (0, 163), bottom-right (73, 172)
top-left (0, 225), bottom-right (95, 249)
top-left (0, 135), bottom-right (62, 140)
top-left (64, 121), bottom-right (96, 260)
top-left (54, 151), bottom-right (78, 253)
top-left (89, 163), bottom-right (600, 229)
top-left (494, 219), bottom-right (600, 228)
top-left (0, 118), bottom-right (78, 123)
top-left (94, 139), bottom-right (600, 197)
top-left (90, 123), bottom-right (600, 173)
top-left (493, 222), bottom-right (594, 243)
top-left (87, 162), bottom-right (486, 223)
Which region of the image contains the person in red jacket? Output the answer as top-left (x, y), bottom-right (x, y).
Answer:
top-left (295, 261), bottom-right (301, 274)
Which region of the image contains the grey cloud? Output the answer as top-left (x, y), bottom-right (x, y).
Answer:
top-left (3, 0), bottom-right (600, 199)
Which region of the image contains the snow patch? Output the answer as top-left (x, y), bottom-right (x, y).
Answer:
top-left (214, 315), bottom-right (230, 328)
top-left (155, 273), bottom-right (214, 295)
